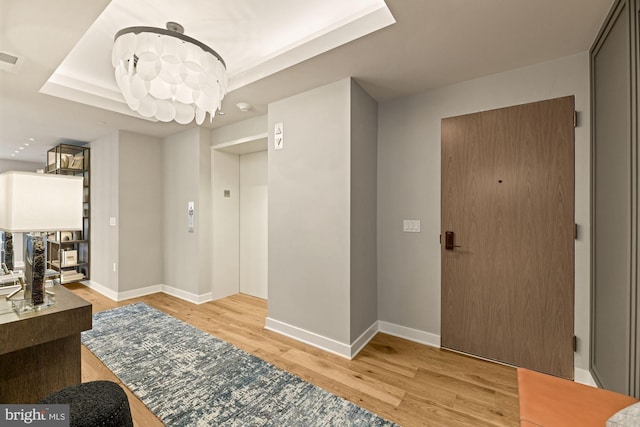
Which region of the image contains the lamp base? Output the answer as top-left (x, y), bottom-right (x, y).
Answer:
top-left (24, 233), bottom-right (46, 306)
top-left (11, 295), bottom-right (55, 315)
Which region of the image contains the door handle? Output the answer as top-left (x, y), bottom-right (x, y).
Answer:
top-left (445, 231), bottom-right (461, 251)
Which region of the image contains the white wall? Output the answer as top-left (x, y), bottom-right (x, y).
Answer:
top-left (211, 149), bottom-right (239, 300)
top-left (118, 131), bottom-right (163, 292)
top-left (377, 52), bottom-right (591, 370)
top-left (240, 150), bottom-right (268, 299)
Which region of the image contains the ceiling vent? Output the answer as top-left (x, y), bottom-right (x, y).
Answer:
top-left (0, 51), bottom-right (24, 73)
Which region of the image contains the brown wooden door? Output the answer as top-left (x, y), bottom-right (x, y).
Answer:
top-left (441, 96), bottom-right (575, 379)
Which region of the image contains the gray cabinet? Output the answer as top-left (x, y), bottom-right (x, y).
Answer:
top-left (590, 0), bottom-right (639, 397)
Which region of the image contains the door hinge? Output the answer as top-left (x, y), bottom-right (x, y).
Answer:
top-left (574, 111), bottom-right (578, 128)
top-left (575, 224), bottom-right (578, 240)
top-left (573, 335), bottom-right (577, 352)
top-left (439, 234), bottom-right (441, 244)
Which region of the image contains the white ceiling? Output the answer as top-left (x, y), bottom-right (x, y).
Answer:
top-left (40, 0), bottom-right (395, 122)
top-left (0, 0), bottom-right (613, 163)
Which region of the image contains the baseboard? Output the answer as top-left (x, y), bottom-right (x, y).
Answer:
top-left (265, 317), bottom-right (352, 359)
top-left (79, 280), bottom-right (212, 305)
top-left (117, 285), bottom-right (162, 301)
top-left (378, 321), bottom-right (441, 348)
top-left (350, 321), bottom-right (379, 358)
top-left (264, 318), bottom-right (435, 359)
top-left (162, 285), bottom-right (212, 305)
top-left (574, 368), bottom-right (598, 387)
top-left (82, 280), bottom-right (119, 301)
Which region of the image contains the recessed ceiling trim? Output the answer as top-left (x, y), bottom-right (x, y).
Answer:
top-left (41, 0), bottom-right (394, 120)
top-left (213, 133), bottom-right (268, 155)
top-left (228, 4), bottom-right (395, 91)
top-left (40, 74), bottom-right (157, 122)
top-left (43, 73), bottom-right (124, 102)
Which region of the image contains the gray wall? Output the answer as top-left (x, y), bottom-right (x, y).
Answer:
top-left (163, 127), bottom-right (212, 298)
top-left (349, 80), bottom-right (378, 341)
top-left (377, 52), bottom-right (591, 370)
top-left (268, 78), bottom-right (352, 343)
top-left (211, 149), bottom-right (239, 299)
top-left (268, 78), bottom-right (378, 346)
top-left (89, 131), bottom-right (163, 294)
top-left (0, 159), bottom-right (43, 173)
top-left (197, 128), bottom-right (213, 296)
top-left (90, 128), bottom-right (210, 299)
top-left (590, 0), bottom-right (639, 396)
top-left (118, 131), bottom-right (164, 292)
top-left (89, 132), bottom-right (119, 292)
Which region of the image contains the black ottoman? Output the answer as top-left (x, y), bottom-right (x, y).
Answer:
top-left (39, 381), bottom-right (133, 427)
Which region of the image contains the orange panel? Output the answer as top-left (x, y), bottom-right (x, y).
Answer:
top-left (517, 368), bottom-right (638, 427)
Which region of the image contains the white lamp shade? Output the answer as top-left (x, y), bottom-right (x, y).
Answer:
top-left (0, 171), bottom-right (83, 232)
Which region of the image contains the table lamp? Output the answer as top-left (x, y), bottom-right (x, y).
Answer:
top-left (0, 171), bottom-right (83, 311)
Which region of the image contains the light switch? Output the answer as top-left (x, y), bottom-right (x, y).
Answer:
top-left (403, 220), bottom-right (421, 233)
top-left (109, 217), bottom-right (116, 226)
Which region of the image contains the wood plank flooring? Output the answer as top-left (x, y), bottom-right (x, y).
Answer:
top-left (68, 283), bottom-right (520, 427)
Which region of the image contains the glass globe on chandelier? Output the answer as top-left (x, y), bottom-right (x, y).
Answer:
top-left (112, 22), bottom-right (227, 125)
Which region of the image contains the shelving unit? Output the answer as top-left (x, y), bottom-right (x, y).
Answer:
top-left (45, 144), bottom-right (90, 284)
top-left (0, 232), bottom-right (6, 269)
top-left (0, 232), bottom-right (14, 271)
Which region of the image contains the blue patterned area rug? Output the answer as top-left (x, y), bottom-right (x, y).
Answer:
top-left (82, 303), bottom-right (398, 426)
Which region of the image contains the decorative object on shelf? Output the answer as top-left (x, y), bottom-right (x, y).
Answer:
top-left (69, 155), bottom-right (84, 170)
top-left (0, 171), bottom-right (83, 313)
top-left (61, 250), bottom-right (77, 267)
top-left (63, 154), bottom-right (73, 169)
top-left (112, 22), bottom-right (227, 125)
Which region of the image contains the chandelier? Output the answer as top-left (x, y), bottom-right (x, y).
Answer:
top-left (112, 22), bottom-right (227, 125)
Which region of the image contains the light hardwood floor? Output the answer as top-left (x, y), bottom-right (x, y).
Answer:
top-left (68, 283), bottom-right (520, 427)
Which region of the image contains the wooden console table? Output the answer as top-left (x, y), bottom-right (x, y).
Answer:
top-left (0, 285), bottom-right (92, 403)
